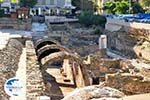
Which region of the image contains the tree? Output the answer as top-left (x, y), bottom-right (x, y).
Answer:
top-left (139, 0), bottom-right (150, 7)
top-left (114, 1), bottom-right (129, 14)
top-left (78, 11), bottom-right (107, 28)
top-left (72, 0), bottom-right (94, 11)
top-left (139, 0), bottom-right (150, 12)
top-left (0, 0), bottom-right (4, 8)
top-left (103, 1), bottom-right (116, 14)
top-left (92, 0), bottom-right (103, 14)
top-left (103, 0), bottom-right (144, 14)
top-left (131, 2), bottom-right (145, 14)
top-left (11, 0), bottom-right (18, 3)
top-left (72, 0), bottom-right (80, 10)
top-left (19, 0), bottom-right (37, 8)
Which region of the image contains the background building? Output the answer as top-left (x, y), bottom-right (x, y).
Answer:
top-left (32, 0), bottom-right (75, 16)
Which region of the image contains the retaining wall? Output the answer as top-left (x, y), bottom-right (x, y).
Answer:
top-left (26, 40), bottom-right (46, 100)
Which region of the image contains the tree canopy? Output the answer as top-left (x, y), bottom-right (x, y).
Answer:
top-left (103, 0), bottom-right (145, 14)
top-left (72, 0), bottom-right (95, 11)
top-left (139, 0), bottom-right (150, 7)
top-left (11, 0), bottom-right (18, 3)
top-left (139, 0), bottom-right (150, 12)
top-left (19, 0), bottom-right (37, 8)
top-left (78, 11), bottom-right (107, 28)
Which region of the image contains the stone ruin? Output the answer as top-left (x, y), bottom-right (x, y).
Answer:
top-left (0, 22), bottom-right (150, 100)
top-left (107, 27), bottom-right (150, 60)
top-left (29, 20), bottom-right (150, 99)
top-left (32, 35), bottom-right (150, 99)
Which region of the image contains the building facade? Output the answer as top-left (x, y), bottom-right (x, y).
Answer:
top-left (36, 0), bottom-right (65, 8)
top-left (32, 0), bottom-right (74, 16)
top-left (0, 0), bottom-right (19, 14)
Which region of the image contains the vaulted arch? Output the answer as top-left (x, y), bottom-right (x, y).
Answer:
top-left (38, 48), bottom-right (61, 61)
top-left (37, 44), bottom-right (71, 58)
top-left (35, 38), bottom-right (59, 50)
top-left (35, 38), bottom-right (91, 88)
top-left (40, 51), bottom-right (90, 87)
top-left (40, 51), bottom-right (81, 66)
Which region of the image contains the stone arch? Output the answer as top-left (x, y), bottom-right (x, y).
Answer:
top-left (37, 44), bottom-right (71, 59)
top-left (40, 51), bottom-right (81, 66)
top-left (35, 38), bottom-right (59, 50)
top-left (38, 48), bottom-right (61, 61)
top-left (40, 51), bottom-right (90, 87)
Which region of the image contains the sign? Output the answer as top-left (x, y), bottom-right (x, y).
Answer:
top-left (4, 77), bottom-right (23, 97)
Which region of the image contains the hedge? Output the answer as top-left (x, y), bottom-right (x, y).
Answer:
top-left (78, 11), bottom-right (107, 28)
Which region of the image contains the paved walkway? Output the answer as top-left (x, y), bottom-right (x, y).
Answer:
top-left (10, 48), bottom-right (27, 100)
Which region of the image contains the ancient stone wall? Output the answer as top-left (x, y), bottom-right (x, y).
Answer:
top-left (26, 40), bottom-right (46, 100)
top-left (106, 19), bottom-right (150, 31)
top-left (106, 27), bottom-right (150, 60)
top-left (106, 19), bottom-right (150, 61)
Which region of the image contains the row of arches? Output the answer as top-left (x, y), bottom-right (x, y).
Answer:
top-left (34, 37), bottom-right (90, 88)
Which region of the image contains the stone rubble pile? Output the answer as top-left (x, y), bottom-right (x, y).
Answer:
top-left (82, 53), bottom-right (150, 95)
top-left (0, 39), bottom-right (23, 100)
top-left (62, 85), bottom-right (124, 100)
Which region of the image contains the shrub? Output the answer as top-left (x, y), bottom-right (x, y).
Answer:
top-left (0, 9), bottom-right (5, 17)
top-left (94, 28), bottom-right (102, 35)
top-left (78, 11), bottom-right (107, 28)
top-left (78, 11), bottom-right (93, 27)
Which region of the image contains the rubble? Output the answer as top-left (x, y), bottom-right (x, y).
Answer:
top-left (0, 39), bottom-right (23, 100)
top-left (62, 85), bottom-right (125, 100)
top-left (1, 22), bottom-right (148, 99)
top-left (44, 22), bottom-right (150, 99)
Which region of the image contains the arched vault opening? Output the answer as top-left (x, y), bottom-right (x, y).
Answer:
top-left (38, 48), bottom-right (61, 61)
top-left (40, 51), bottom-right (90, 87)
top-left (35, 38), bottom-right (59, 50)
top-left (37, 44), bottom-right (71, 58)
